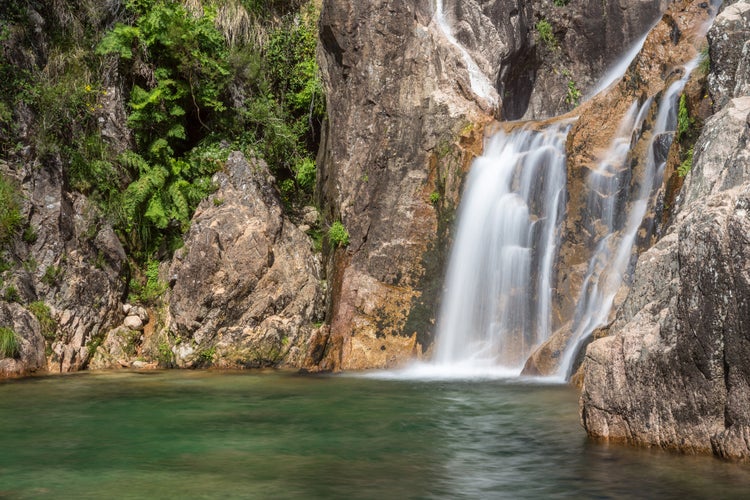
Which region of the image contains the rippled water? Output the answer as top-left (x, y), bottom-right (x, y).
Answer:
top-left (0, 371), bottom-right (748, 499)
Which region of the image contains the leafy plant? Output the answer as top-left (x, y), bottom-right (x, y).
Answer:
top-left (0, 174), bottom-right (22, 248)
top-left (22, 225), bottom-right (38, 244)
top-left (677, 94), bottom-right (693, 141)
top-left (128, 259), bottom-right (167, 304)
top-left (429, 191), bottom-right (441, 204)
top-left (157, 341), bottom-right (175, 366)
top-left (3, 284), bottom-right (20, 303)
top-left (98, 1), bottom-right (231, 157)
top-left (328, 221), bottom-right (350, 248)
top-left (553, 0), bottom-right (570, 5)
top-left (536, 19), bottom-right (556, 49)
top-left (678, 147), bottom-right (694, 177)
top-left (295, 157), bottom-right (316, 190)
top-left (699, 45), bottom-right (710, 75)
top-left (28, 301), bottom-right (56, 341)
top-left (197, 346), bottom-right (216, 365)
top-left (0, 326), bottom-right (19, 359)
top-left (566, 80), bottom-right (582, 106)
top-left (42, 265), bottom-right (63, 286)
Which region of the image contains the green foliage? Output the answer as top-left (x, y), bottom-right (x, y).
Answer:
top-left (128, 259), bottom-right (167, 304)
top-left (119, 150), bottom-right (216, 256)
top-left (678, 147), bottom-right (694, 178)
top-left (536, 19), bottom-right (556, 49)
top-left (328, 221), bottom-right (350, 248)
top-left (41, 265), bottom-right (63, 287)
top-left (98, 1), bottom-right (230, 157)
top-left (28, 301), bottom-right (56, 341)
top-left (4, 0), bottom-right (325, 267)
top-left (308, 227), bottom-right (323, 253)
top-left (3, 284), bottom-right (19, 303)
top-left (0, 174), bottom-right (21, 248)
top-left (677, 94), bottom-right (693, 141)
top-left (295, 157), bottom-right (316, 191)
top-left (0, 326), bottom-right (19, 359)
top-left (157, 341), bottom-right (175, 366)
top-left (22, 225), bottom-right (37, 245)
top-left (197, 346), bottom-right (216, 365)
top-left (699, 45), bottom-right (710, 75)
top-left (565, 80), bottom-right (582, 106)
top-left (429, 191), bottom-right (441, 205)
top-left (553, 0), bottom-right (570, 5)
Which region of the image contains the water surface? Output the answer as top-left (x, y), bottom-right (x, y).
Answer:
top-left (0, 370), bottom-right (748, 499)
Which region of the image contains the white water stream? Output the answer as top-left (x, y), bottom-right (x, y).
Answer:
top-left (434, 0), bottom-right (498, 107)
top-left (558, 57), bottom-right (700, 377)
top-left (427, 55), bottom-right (701, 380)
top-left (432, 127), bottom-right (568, 373)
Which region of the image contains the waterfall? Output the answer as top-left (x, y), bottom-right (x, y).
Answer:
top-left (431, 57), bottom-right (701, 379)
top-left (433, 126), bottom-right (568, 373)
top-left (586, 29), bottom-right (652, 99)
top-left (557, 57), bottom-right (701, 377)
top-left (434, 0), bottom-right (498, 107)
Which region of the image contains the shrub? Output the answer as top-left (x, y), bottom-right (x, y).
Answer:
top-left (565, 80), bottom-right (582, 106)
top-left (328, 221), bottom-right (350, 248)
top-left (28, 301), bottom-right (56, 341)
top-left (677, 94), bottom-right (693, 141)
top-left (0, 326), bottom-right (19, 359)
top-left (3, 284), bottom-right (20, 303)
top-left (0, 174), bottom-right (22, 248)
top-left (678, 147), bottom-right (694, 177)
top-left (128, 259), bottom-right (167, 304)
top-left (295, 157), bottom-right (316, 190)
top-left (42, 265), bottom-right (63, 286)
top-left (536, 19), bottom-right (556, 49)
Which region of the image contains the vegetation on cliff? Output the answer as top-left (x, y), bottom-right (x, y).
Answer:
top-left (0, 0), bottom-right (323, 264)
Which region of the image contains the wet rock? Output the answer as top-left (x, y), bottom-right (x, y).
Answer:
top-left (167, 152), bottom-right (324, 368)
top-left (528, 0), bottom-right (713, 375)
top-left (580, 96), bottom-right (750, 461)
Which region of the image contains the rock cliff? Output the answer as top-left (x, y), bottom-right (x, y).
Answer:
top-left (580, 1), bottom-right (750, 461)
top-left (315, 0), bottom-right (665, 370)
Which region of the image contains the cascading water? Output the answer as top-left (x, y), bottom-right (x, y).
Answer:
top-left (434, 0), bottom-right (498, 107)
top-left (430, 55), bottom-right (703, 379)
top-left (558, 57), bottom-right (702, 377)
top-left (433, 126), bottom-right (568, 373)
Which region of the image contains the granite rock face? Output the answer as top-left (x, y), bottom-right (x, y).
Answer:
top-left (314, 0), bottom-right (492, 370)
top-left (0, 155), bottom-right (128, 375)
top-left (315, 0), bottom-right (673, 370)
top-left (580, 96), bottom-right (750, 461)
top-left (166, 152), bottom-right (325, 368)
top-left (708, 1), bottom-right (750, 111)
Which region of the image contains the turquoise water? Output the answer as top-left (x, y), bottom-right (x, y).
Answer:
top-left (0, 370), bottom-right (748, 499)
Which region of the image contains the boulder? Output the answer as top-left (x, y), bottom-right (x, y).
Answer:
top-left (167, 152), bottom-right (324, 368)
top-left (0, 302), bottom-right (46, 377)
top-left (89, 326), bottom-right (142, 370)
